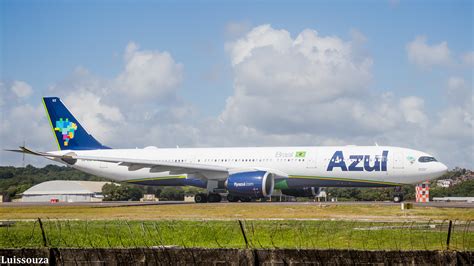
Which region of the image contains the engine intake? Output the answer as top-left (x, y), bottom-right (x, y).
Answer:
top-left (226, 171), bottom-right (274, 198)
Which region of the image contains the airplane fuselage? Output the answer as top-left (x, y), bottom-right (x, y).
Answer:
top-left (51, 145), bottom-right (448, 190)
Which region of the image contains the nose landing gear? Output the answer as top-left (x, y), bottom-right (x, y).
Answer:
top-left (392, 187), bottom-right (404, 203)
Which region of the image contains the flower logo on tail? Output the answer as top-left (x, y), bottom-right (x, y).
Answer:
top-left (54, 118), bottom-right (77, 146)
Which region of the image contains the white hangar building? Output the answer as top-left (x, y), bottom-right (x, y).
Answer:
top-left (21, 180), bottom-right (112, 202)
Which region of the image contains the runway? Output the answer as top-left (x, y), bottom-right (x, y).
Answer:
top-left (1, 200), bottom-right (473, 208)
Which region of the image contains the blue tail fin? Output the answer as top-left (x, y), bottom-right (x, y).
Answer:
top-left (42, 97), bottom-right (111, 150)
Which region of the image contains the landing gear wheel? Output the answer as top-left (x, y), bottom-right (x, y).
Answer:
top-left (392, 187), bottom-right (404, 203)
top-left (393, 194), bottom-right (404, 203)
top-left (208, 193), bottom-right (222, 203)
top-left (194, 193), bottom-right (208, 203)
top-left (227, 194), bottom-right (239, 202)
top-left (240, 197), bottom-right (252, 202)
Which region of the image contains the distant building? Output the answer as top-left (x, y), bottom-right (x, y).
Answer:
top-left (437, 179), bottom-right (453, 188)
top-left (21, 180), bottom-right (113, 202)
top-left (184, 195), bottom-right (195, 202)
top-left (140, 194), bottom-right (159, 202)
top-left (433, 197), bottom-right (474, 203)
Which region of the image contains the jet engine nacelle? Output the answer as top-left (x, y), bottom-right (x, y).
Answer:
top-left (226, 171), bottom-right (274, 198)
top-left (281, 187), bottom-right (321, 197)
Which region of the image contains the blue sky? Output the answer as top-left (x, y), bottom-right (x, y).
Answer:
top-left (1, 0), bottom-right (473, 168)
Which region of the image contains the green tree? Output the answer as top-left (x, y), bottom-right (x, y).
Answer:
top-left (102, 183), bottom-right (127, 201)
top-left (102, 183), bottom-right (144, 201)
top-left (128, 186), bottom-right (144, 201)
top-left (159, 187), bottom-right (184, 201)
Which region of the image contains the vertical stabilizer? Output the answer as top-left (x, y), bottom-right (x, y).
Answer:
top-left (42, 97), bottom-right (110, 150)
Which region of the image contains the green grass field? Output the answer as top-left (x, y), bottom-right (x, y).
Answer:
top-left (1, 203), bottom-right (472, 250)
top-left (1, 203), bottom-right (473, 221)
top-left (1, 219), bottom-right (472, 250)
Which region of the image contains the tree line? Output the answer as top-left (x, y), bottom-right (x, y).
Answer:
top-left (0, 165), bottom-right (472, 201)
top-left (0, 164), bottom-right (204, 201)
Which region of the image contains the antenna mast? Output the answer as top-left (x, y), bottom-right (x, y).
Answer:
top-left (22, 140), bottom-right (25, 167)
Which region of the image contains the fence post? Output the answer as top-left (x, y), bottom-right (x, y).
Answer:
top-left (238, 220), bottom-right (249, 248)
top-left (38, 218), bottom-right (48, 247)
top-left (446, 220), bottom-right (452, 250)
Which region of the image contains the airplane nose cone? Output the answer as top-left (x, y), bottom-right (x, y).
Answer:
top-left (433, 163), bottom-right (448, 178)
top-left (441, 163), bottom-right (448, 174)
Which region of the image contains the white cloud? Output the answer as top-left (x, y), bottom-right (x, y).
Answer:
top-left (225, 25), bottom-right (372, 104)
top-left (0, 103), bottom-right (54, 166)
top-left (406, 36), bottom-right (452, 68)
top-left (462, 51), bottom-right (474, 66)
top-left (116, 42), bottom-right (183, 100)
top-left (63, 91), bottom-right (124, 143)
top-left (433, 107), bottom-right (472, 139)
top-left (0, 82), bottom-right (5, 107)
top-left (221, 24), bottom-right (393, 138)
top-left (399, 96), bottom-right (428, 126)
top-left (447, 76), bottom-right (472, 107)
top-left (426, 77), bottom-right (473, 167)
top-left (10, 81), bottom-right (33, 98)
top-left (0, 81), bottom-right (48, 165)
top-left (431, 76), bottom-right (473, 142)
top-left (226, 24), bottom-right (293, 66)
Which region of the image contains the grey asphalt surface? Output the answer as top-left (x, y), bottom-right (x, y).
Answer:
top-left (1, 201), bottom-right (473, 208)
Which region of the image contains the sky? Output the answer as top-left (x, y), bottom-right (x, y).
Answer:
top-left (0, 0), bottom-right (472, 168)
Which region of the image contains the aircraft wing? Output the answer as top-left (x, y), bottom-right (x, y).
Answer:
top-left (78, 155), bottom-right (231, 180)
top-left (6, 146), bottom-right (265, 180)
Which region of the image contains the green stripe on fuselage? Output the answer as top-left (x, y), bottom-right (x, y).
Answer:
top-left (125, 175), bottom-right (186, 183)
top-left (288, 175), bottom-right (401, 186)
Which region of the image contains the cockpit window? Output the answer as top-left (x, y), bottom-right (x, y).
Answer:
top-left (418, 156), bottom-right (437, 163)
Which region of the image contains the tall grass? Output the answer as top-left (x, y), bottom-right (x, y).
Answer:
top-left (1, 220), bottom-right (472, 250)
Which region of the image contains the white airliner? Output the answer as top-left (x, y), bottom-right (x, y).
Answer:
top-left (9, 97), bottom-right (448, 203)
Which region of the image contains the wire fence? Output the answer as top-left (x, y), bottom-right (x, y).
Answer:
top-left (0, 219), bottom-right (472, 250)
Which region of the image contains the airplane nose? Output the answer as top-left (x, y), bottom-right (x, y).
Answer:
top-left (440, 163), bottom-right (448, 174)
top-left (434, 163), bottom-right (448, 178)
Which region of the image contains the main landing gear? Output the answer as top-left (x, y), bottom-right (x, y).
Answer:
top-left (226, 194), bottom-right (252, 202)
top-left (194, 193), bottom-right (253, 203)
top-left (392, 186), bottom-right (404, 203)
top-left (194, 193), bottom-right (222, 203)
